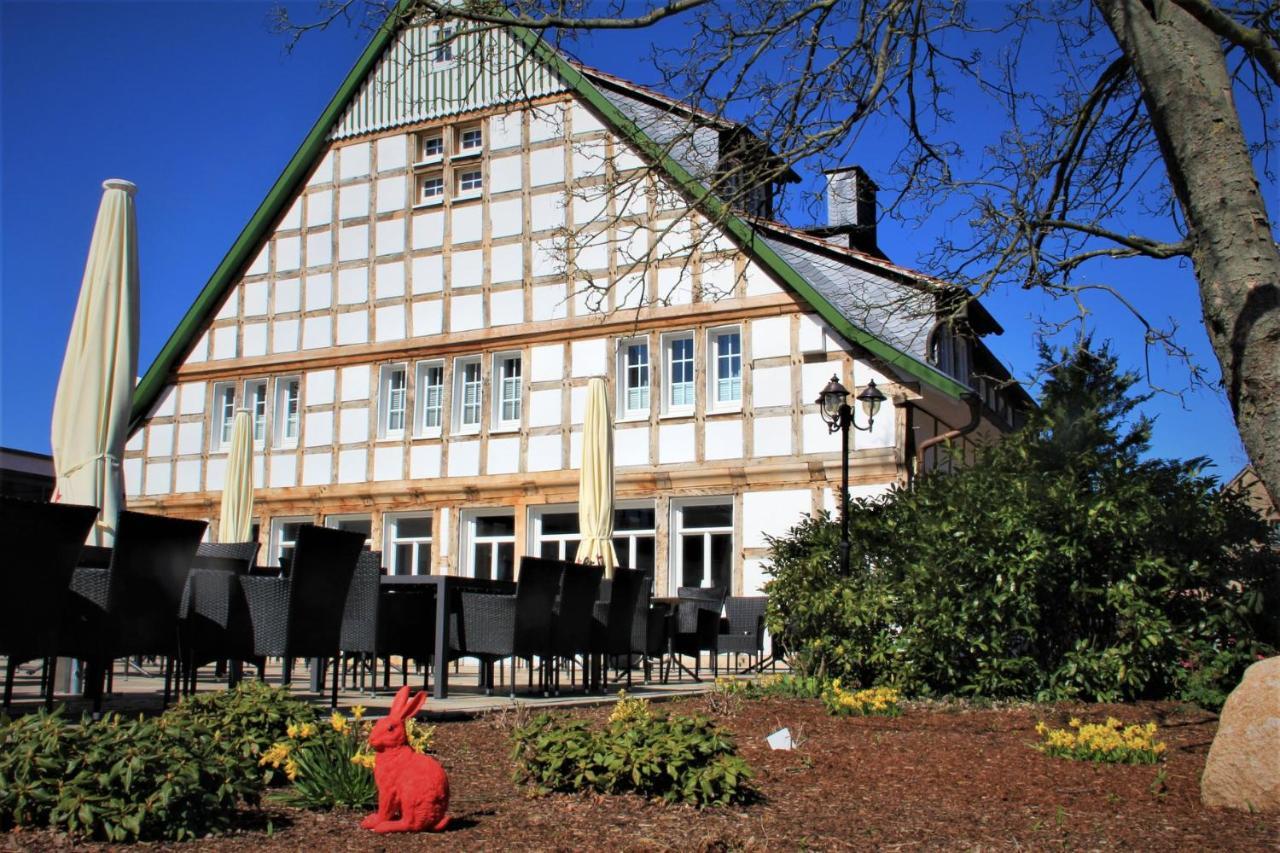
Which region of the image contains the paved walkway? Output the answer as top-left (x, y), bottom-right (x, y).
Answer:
top-left (1, 657), bottom-right (749, 718)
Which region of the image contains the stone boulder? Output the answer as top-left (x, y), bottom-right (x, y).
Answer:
top-left (1201, 655), bottom-right (1280, 812)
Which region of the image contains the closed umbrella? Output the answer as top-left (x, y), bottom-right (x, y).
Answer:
top-left (218, 409), bottom-right (254, 542)
top-left (51, 179), bottom-right (139, 546)
top-left (576, 377), bottom-right (618, 574)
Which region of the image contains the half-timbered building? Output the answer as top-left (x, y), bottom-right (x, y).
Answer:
top-left (123, 10), bottom-right (1029, 595)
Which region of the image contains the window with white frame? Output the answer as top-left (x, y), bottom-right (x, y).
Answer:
top-left (417, 131), bottom-right (444, 164)
top-left (708, 326), bottom-right (742, 407)
top-left (613, 503), bottom-right (656, 580)
top-left (385, 513), bottom-right (432, 575)
top-left (271, 516), bottom-right (311, 568)
top-left (326, 514), bottom-right (373, 549)
top-left (619, 338), bottom-right (650, 418)
top-left (454, 356), bottom-right (482, 432)
top-left (417, 172), bottom-right (444, 206)
top-left (415, 360), bottom-right (444, 436)
top-left (670, 498), bottom-right (733, 593)
top-left (463, 510), bottom-right (515, 580)
top-left (431, 24), bottom-right (455, 65)
top-left (379, 364), bottom-right (408, 438)
top-left (274, 377), bottom-right (301, 446)
top-left (245, 380), bottom-right (268, 445)
top-left (663, 332), bottom-right (695, 414)
top-left (456, 124), bottom-right (483, 157)
top-left (529, 505), bottom-right (580, 561)
top-left (455, 169), bottom-right (483, 200)
top-left (494, 352), bottom-right (522, 428)
top-left (213, 382), bottom-right (236, 449)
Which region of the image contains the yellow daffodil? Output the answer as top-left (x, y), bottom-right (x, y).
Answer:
top-left (352, 705), bottom-right (366, 721)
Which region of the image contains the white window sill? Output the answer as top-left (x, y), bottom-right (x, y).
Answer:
top-left (491, 423), bottom-right (520, 434)
top-left (453, 191), bottom-right (482, 203)
top-left (413, 198), bottom-right (444, 210)
top-left (617, 411), bottom-right (651, 424)
top-left (660, 408), bottom-right (695, 420)
top-left (412, 157), bottom-right (443, 170)
top-left (274, 439), bottom-right (299, 451)
top-left (414, 427), bottom-right (443, 440)
top-left (453, 424), bottom-right (481, 437)
top-left (707, 402), bottom-right (743, 416)
top-left (453, 148), bottom-right (482, 161)
top-left (377, 432), bottom-right (406, 443)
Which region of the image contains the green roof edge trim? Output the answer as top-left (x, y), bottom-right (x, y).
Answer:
top-left (512, 30), bottom-right (971, 401)
top-left (128, 0), bottom-right (414, 430)
top-left (132, 2), bottom-right (968, 429)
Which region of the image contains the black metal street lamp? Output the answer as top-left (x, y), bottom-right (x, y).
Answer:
top-left (815, 375), bottom-right (886, 575)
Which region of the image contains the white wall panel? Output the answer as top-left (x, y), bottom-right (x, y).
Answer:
top-left (307, 190), bottom-right (332, 227)
top-left (306, 231), bottom-right (332, 267)
top-left (185, 333), bottom-right (208, 364)
top-left (704, 419), bottom-right (742, 460)
top-left (490, 243), bottom-right (523, 283)
top-left (452, 205), bottom-right (483, 244)
top-left (568, 429), bottom-right (582, 470)
top-left (657, 266), bottom-right (693, 305)
top-left (489, 112), bottom-right (521, 150)
top-left (569, 385), bottom-right (588, 424)
top-left (743, 489), bottom-right (812, 549)
top-left (450, 294), bottom-right (484, 332)
top-left (147, 424), bottom-right (173, 457)
top-left (246, 244), bottom-right (270, 275)
top-left (243, 281), bottom-right (268, 316)
top-left (153, 388), bottom-right (176, 418)
top-left (411, 299), bottom-right (443, 336)
top-left (375, 304), bottom-right (406, 342)
top-left (572, 138), bottom-right (606, 178)
top-left (144, 462), bottom-right (171, 495)
top-left (571, 102), bottom-right (605, 134)
top-left (529, 192), bottom-right (565, 232)
top-left (528, 389), bottom-right (561, 427)
top-left (751, 317), bottom-right (790, 360)
top-left (615, 425), bottom-right (649, 467)
top-left (302, 452), bottom-right (332, 486)
top-left (339, 407), bottom-right (369, 444)
top-left (375, 261), bottom-right (405, 298)
top-left (803, 414), bottom-right (840, 455)
top-left (336, 310), bottom-right (368, 345)
top-left (269, 454), bottom-right (297, 489)
top-left (409, 444), bottom-right (441, 478)
top-left (530, 344), bottom-right (563, 382)
top-left (531, 283), bottom-right (567, 321)
top-left (753, 416), bottom-right (791, 457)
top-left (488, 198), bottom-right (523, 239)
top-left (490, 289), bottom-right (524, 326)
top-left (489, 155), bottom-right (522, 194)
top-left (173, 459), bottom-right (202, 493)
top-left (376, 134), bottom-right (408, 172)
top-left (373, 445), bottom-right (403, 481)
top-left (275, 278), bottom-right (301, 313)
top-left (276, 236), bottom-right (301, 272)
top-left (532, 238), bottom-right (564, 277)
top-left (338, 224), bottom-right (369, 262)
top-left (305, 273), bottom-right (332, 310)
top-left (126, 430), bottom-right (144, 453)
top-left (179, 382), bottom-right (206, 415)
top-left (272, 319), bottom-right (299, 353)
top-left (302, 316), bottom-right (332, 350)
top-left (412, 211), bottom-right (443, 249)
top-left (376, 176), bottom-right (406, 213)
top-left (411, 254), bottom-right (443, 293)
top-left (752, 366), bottom-right (791, 409)
top-left (212, 326), bottom-right (236, 360)
top-left (339, 142), bottom-right (370, 179)
top-left (339, 182), bottom-right (370, 220)
top-left (338, 267), bottom-right (369, 304)
top-left (376, 218), bottom-right (405, 256)
top-left (242, 322), bottom-right (267, 357)
top-left (452, 249), bottom-right (483, 289)
top-left (123, 457), bottom-right (142, 497)
top-left (205, 457), bottom-right (226, 492)
top-left (658, 423), bottom-right (696, 465)
top-left (571, 338), bottom-right (607, 377)
top-left (338, 449), bottom-right (367, 483)
top-left (526, 433), bottom-right (562, 471)
top-left (307, 369), bottom-right (335, 406)
top-left (528, 105), bottom-right (564, 142)
top-left (305, 410), bottom-right (333, 447)
top-left (341, 365), bottom-right (370, 401)
top-left (798, 314), bottom-right (829, 353)
top-left (448, 440), bottom-right (480, 477)
top-left (487, 437), bottom-right (520, 474)
top-left (572, 187), bottom-right (609, 226)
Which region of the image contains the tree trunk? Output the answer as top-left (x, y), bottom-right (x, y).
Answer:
top-left (1095, 0), bottom-right (1280, 508)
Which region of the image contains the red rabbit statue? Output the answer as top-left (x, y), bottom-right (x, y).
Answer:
top-left (360, 685), bottom-right (450, 833)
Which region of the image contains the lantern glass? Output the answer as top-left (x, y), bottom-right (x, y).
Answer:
top-left (856, 380), bottom-right (885, 420)
top-left (817, 376), bottom-right (848, 422)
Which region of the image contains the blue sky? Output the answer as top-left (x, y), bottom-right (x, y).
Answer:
top-left (0, 1), bottom-right (1252, 477)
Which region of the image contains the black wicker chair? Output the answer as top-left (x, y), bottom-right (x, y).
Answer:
top-left (670, 585), bottom-right (728, 680)
top-left (339, 551), bottom-right (382, 690)
top-left (590, 568), bottom-right (647, 690)
top-left (719, 596), bottom-right (768, 673)
top-left (240, 524), bottom-right (364, 707)
top-left (178, 541), bottom-right (261, 694)
top-left (454, 557), bottom-right (563, 696)
top-left (59, 511), bottom-right (208, 711)
top-left (1, 498), bottom-right (99, 710)
top-left (373, 581), bottom-right (437, 692)
top-left (550, 562), bottom-right (603, 694)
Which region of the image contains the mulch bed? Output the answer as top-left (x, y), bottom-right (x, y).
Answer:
top-left (4, 696), bottom-right (1277, 850)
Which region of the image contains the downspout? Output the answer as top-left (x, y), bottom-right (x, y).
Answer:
top-left (914, 393), bottom-right (982, 478)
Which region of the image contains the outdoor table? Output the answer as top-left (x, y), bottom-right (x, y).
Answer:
top-left (381, 574), bottom-right (515, 699)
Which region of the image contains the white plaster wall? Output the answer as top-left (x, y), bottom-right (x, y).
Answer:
top-left (490, 243), bottom-right (523, 283)
top-left (452, 250), bottom-right (483, 289)
top-left (615, 425), bottom-right (650, 467)
top-left (658, 423), bottom-right (695, 465)
top-left (743, 489), bottom-right (812, 549)
top-left (571, 338), bottom-right (607, 377)
top-left (376, 219), bottom-right (405, 256)
top-left (450, 294), bottom-right (484, 332)
top-left (246, 245), bottom-right (270, 275)
top-left (154, 388), bottom-right (177, 418)
top-left (269, 454), bottom-right (297, 489)
top-left (376, 134), bottom-right (408, 172)
top-left (412, 300), bottom-right (443, 336)
top-left (489, 112), bottom-right (521, 150)
top-left (526, 433), bottom-right (562, 472)
top-left (305, 411), bottom-right (333, 447)
top-left (172, 459), bottom-right (202, 493)
top-left (272, 319), bottom-right (298, 353)
top-left (531, 344), bottom-right (564, 382)
top-left (753, 416), bottom-right (791, 457)
top-left (341, 366), bottom-right (370, 401)
top-left (307, 369), bottom-right (335, 405)
top-left (569, 385), bottom-right (587, 425)
top-left (487, 437), bottom-right (520, 474)
top-left (339, 142), bottom-right (370, 179)
top-left (307, 190), bottom-right (332, 227)
top-left (741, 556), bottom-right (769, 597)
top-left (144, 462), bottom-right (171, 495)
top-left (375, 261), bottom-right (405, 298)
top-left (528, 389), bottom-right (561, 427)
top-left (276, 237), bottom-right (301, 272)
top-left (147, 424), bottom-right (173, 457)
top-left (529, 193), bottom-right (565, 232)
top-left (177, 422), bottom-right (203, 456)
top-left (531, 148), bottom-right (566, 184)
top-left (409, 444), bottom-right (441, 479)
top-left (453, 205), bottom-right (483, 244)
top-left (303, 452), bottom-right (332, 486)
top-left (212, 327), bottom-right (236, 360)
top-left (339, 407), bottom-right (369, 444)
top-left (490, 289), bottom-right (524, 326)
top-left (616, 273), bottom-right (645, 310)
top-left (123, 457), bottom-right (142, 497)
top-left (448, 440), bottom-right (480, 477)
top-left (752, 366), bottom-right (791, 409)
top-left (657, 266), bottom-right (693, 305)
top-left (490, 156), bottom-right (521, 194)
top-left (179, 382), bottom-right (206, 415)
top-left (803, 415), bottom-right (841, 455)
top-left (751, 316), bottom-right (790, 360)
top-left (338, 449), bottom-right (367, 483)
top-left (373, 446), bottom-right (402, 481)
top-left (489, 198), bottom-right (523, 239)
top-left (376, 177), bottom-right (406, 213)
top-left (532, 283), bottom-right (567, 321)
top-left (411, 255), bottom-right (443, 294)
top-left (339, 183), bottom-right (370, 220)
top-left (704, 419), bottom-right (742, 460)
top-left (307, 232), bottom-right (332, 267)
top-left (339, 225), bottom-right (369, 262)
top-left (412, 211), bottom-right (443, 249)
top-left (802, 360), bottom-right (841, 402)
top-left (302, 316), bottom-right (332, 350)
top-left (305, 273), bottom-right (332, 310)
top-left (338, 268), bottom-right (368, 304)
top-left (243, 281), bottom-right (268, 316)
top-left (205, 458), bottom-right (226, 492)
top-left (336, 311), bottom-right (368, 345)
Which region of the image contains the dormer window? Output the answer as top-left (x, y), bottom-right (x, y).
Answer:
top-left (418, 132), bottom-right (443, 163)
top-left (456, 124), bottom-right (483, 157)
top-left (456, 169), bottom-right (483, 200)
top-left (431, 25), bottom-right (455, 66)
top-left (418, 172), bottom-right (444, 205)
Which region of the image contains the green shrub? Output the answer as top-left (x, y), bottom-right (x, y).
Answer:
top-left (511, 694), bottom-right (753, 806)
top-left (0, 707), bottom-right (262, 842)
top-left (163, 680), bottom-right (317, 786)
top-left (765, 342), bottom-right (1277, 704)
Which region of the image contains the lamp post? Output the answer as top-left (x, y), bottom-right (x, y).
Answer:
top-left (816, 376), bottom-right (886, 575)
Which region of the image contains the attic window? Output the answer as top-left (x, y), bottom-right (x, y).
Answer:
top-left (418, 132), bottom-right (443, 164)
top-left (431, 25), bottom-right (455, 65)
top-left (456, 125), bottom-right (483, 157)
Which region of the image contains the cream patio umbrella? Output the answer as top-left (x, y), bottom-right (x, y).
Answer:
top-left (218, 409), bottom-right (254, 542)
top-left (51, 179), bottom-right (139, 546)
top-left (575, 377), bottom-right (619, 574)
